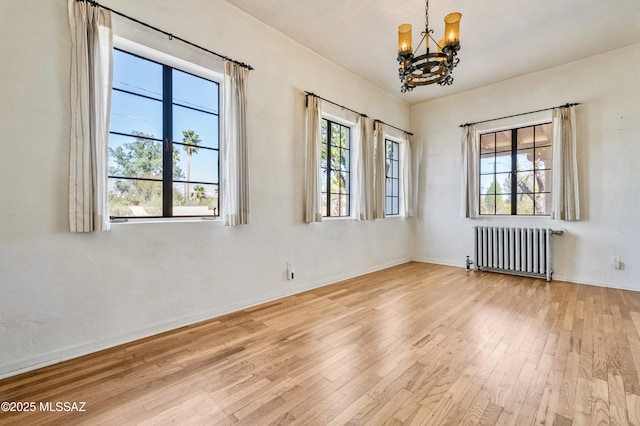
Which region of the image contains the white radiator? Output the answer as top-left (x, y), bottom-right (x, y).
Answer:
top-left (473, 226), bottom-right (563, 281)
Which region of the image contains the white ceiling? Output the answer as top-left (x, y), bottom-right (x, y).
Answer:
top-left (224, 0), bottom-right (640, 105)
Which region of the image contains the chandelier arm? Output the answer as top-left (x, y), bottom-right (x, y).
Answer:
top-left (414, 33), bottom-right (427, 55)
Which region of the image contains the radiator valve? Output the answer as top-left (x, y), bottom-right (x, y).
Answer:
top-left (466, 256), bottom-right (474, 271)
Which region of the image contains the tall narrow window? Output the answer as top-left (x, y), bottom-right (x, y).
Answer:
top-left (321, 119), bottom-right (351, 217)
top-left (479, 123), bottom-right (553, 215)
top-left (108, 49), bottom-right (220, 218)
top-left (385, 139), bottom-right (400, 215)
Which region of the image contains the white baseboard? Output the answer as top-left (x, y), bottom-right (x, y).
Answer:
top-left (0, 257), bottom-right (411, 380)
top-left (412, 258), bottom-right (640, 293)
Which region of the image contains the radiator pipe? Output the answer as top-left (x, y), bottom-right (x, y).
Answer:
top-left (465, 256), bottom-right (474, 271)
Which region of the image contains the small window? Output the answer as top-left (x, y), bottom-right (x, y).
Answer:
top-left (321, 118), bottom-right (351, 217)
top-left (108, 49), bottom-right (220, 218)
top-left (479, 123), bottom-right (553, 215)
top-left (385, 139), bottom-right (400, 215)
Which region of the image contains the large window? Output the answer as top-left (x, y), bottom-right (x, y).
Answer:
top-left (108, 49), bottom-right (220, 218)
top-left (321, 119), bottom-right (351, 217)
top-left (479, 123), bottom-right (553, 215)
top-left (385, 139), bottom-right (400, 215)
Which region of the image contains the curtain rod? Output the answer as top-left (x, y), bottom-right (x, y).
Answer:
top-left (305, 92), bottom-right (413, 136)
top-left (77, 0), bottom-right (254, 71)
top-left (305, 92), bottom-right (367, 118)
top-left (459, 102), bottom-right (580, 128)
top-left (374, 119), bottom-right (413, 136)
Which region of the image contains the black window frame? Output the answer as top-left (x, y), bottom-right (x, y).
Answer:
top-left (108, 48), bottom-right (220, 219)
top-left (479, 123), bottom-right (552, 216)
top-left (321, 118), bottom-right (351, 218)
top-left (385, 139), bottom-right (400, 216)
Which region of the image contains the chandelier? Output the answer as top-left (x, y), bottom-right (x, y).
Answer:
top-left (397, 0), bottom-right (462, 92)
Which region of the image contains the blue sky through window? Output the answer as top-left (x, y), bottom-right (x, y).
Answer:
top-left (110, 49), bottom-right (220, 184)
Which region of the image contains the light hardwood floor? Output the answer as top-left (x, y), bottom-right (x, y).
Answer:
top-left (2, 262), bottom-right (640, 425)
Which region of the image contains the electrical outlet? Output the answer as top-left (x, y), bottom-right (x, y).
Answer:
top-left (611, 256), bottom-right (621, 270)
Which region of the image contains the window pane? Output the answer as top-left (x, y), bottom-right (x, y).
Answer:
top-left (495, 173), bottom-right (510, 194)
top-left (173, 106), bottom-right (218, 149)
top-left (480, 175), bottom-right (495, 194)
top-left (321, 170), bottom-right (327, 192)
top-left (535, 193), bottom-right (551, 215)
top-left (534, 170), bottom-right (551, 192)
top-left (535, 146), bottom-right (552, 169)
top-left (321, 193), bottom-right (327, 216)
top-left (480, 194), bottom-right (496, 215)
top-left (108, 133), bottom-right (163, 179)
top-left (516, 171), bottom-right (534, 194)
top-left (516, 149), bottom-right (534, 171)
top-left (108, 178), bottom-right (162, 217)
top-left (480, 154), bottom-right (495, 175)
top-left (172, 147), bottom-right (218, 184)
top-left (321, 120), bottom-right (328, 143)
top-left (386, 178), bottom-right (393, 196)
top-left (172, 183), bottom-right (218, 216)
top-left (340, 148), bottom-right (350, 172)
top-left (517, 126), bottom-right (534, 150)
top-left (111, 91), bottom-right (163, 138)
top-left (340, 128), bottom-right (348, 149)
top-left (517, 194), bottom-right (534, 215)
top-left (495, 151), bottom-right (512, 174)
top-left (339, 171), bottom-right (349, 194)
top-left (495, 131), bottom-right (511, 152)
top-left (535, 123), bottom-right (553, 146)
top-left (497, 194), bottom-right (512, 215)
top-left (329, 193), bottom-right (340, 216)
top-left (113, 50), bottom-right (162, 99)
top-left (386, 197), bottom-right (392, 215)
top-left (172, 69), bottom-right (218, 114)
top-left (479, 133), bottom-right (495, 154)
top-left (330, 123), bottom-right (340, 146)
top-left (340, 194), bottom-right (349, 216)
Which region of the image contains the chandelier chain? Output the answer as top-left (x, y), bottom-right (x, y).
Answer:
top-left (424, 0), bottom-right (429, 35)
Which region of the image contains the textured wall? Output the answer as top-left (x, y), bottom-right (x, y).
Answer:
top-left (0, 0), bottom-right (412, 378)
top-left (411, 43), bottom-right (640, 291)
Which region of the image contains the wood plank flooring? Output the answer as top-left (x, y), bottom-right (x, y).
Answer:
top-left (2, 262), bottom-right (640, 425)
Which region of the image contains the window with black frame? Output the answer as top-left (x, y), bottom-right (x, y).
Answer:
top-left (479, 123), bottom-right (553, 215)
top-left (385, 139), bottom-right (400, 216)
top-left (320, 119), bottom-right (351, 217)
top-left (108, 49), bottom-right (220, 218)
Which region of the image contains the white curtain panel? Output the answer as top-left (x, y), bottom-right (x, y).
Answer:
top-left (401, 133), bottom-right (414, 217)
top-left (356, 116), bottom-right (375, 220)
top-left (221, 62), bottom-right (250, 226)
top-left (68, 0), bottom-right (113, 232)
top-left (373, 122), bottom-right (386, 219)
top-left (304, 95), bottom-right (323, 223)
top-left (551, 105), bottom-right (580, 220)
top-left (460, 124), bottom-right (479, 219)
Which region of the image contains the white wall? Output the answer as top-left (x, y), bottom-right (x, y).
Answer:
top-left (0, 0), bottom-right (412, 378)
top-left (411, 43), bottom-right (640, 291)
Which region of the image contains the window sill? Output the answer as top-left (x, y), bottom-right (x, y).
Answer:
top-left (110, 217), bottom-right (221, 225)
